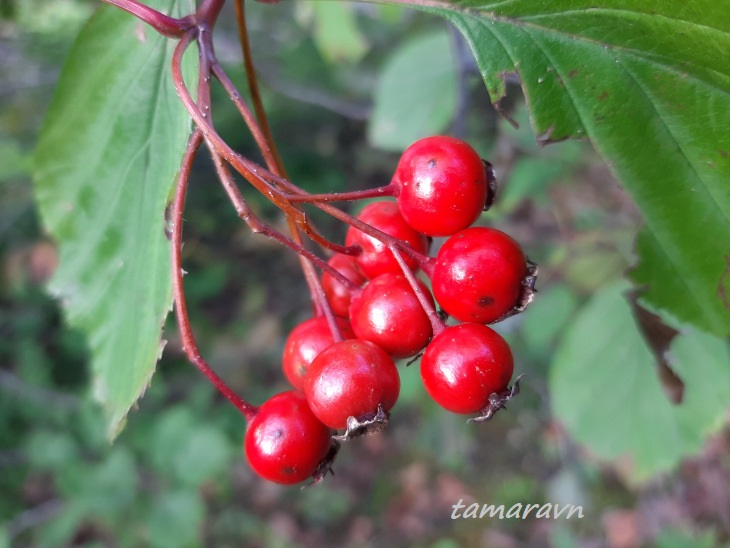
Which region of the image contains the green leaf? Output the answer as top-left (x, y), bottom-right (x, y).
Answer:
top-left (81, 447), bottom-right (137, 515)
top-left (149, 406), bottom-right (197, 477)
top-left (172, 425), bottom-right (233, 487)
top-left (655, 529), bottom-right (720, 548)
top-left (37, 502), bottom-right (86, 548)
top-left (0, 139), bottom-right (30, 179)
top-left (550, 282), bottom-right (730, 480)
top-left (368, 29), bottom-right (457, 151)
top-left (55, 447), bottom-right (137, 514)
top-left (147, 490), bottom-right (204, 548)
top-left (24, 430), bottom-right (79, 471)
top-left (520, 283), bottom-right (579, 357)
top-left (408, 0), bottom-right (730, 335)
top-left (0, 526), bottom-right (9, 548)
top-left (310, 2), bottom-right (368, 64)
top-left (33, 0), bottom-right (195, 439)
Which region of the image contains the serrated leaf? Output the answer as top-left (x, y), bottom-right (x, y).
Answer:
top-left (550, 282), bottom-right (730, 480)
top-left (368, 30), bottom-right (456, 151)
top-left (33, 0), bottom-right (195, 439)
top-left (401, 0), bottom-right (730, 335)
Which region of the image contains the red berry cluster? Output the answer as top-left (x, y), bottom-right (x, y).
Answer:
top-left (243, 136), bottom-right (537, 485)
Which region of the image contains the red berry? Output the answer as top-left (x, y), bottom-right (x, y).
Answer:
top-left (393, 136), bottom-right (489, 237)
top-left (304, 339), bottom-right (400, 429)
top-left (244, 391), bottom-right (332, 484)
top-left (282, 316), bottom-right (355, 390)
top-left (345, 201), bottom-right (429, 279)
top-left (420, 323), bottom-right (513, 414)
top-left (431, 227), bottom-right (527, 323)
top-left (321, 254), bottom-right (367, 318)
top-left (348, 273), bottom-right (433, 359)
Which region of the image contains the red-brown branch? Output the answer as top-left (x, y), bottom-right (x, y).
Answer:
top-left (101, 0), bottom-right (190, 37)
top-left (171, 129), bottom-right (258, 421)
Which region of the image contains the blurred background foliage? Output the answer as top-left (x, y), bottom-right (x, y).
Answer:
top-left (1, 1), bottom-right (729, 546)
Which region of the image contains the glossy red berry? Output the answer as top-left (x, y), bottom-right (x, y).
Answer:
top-left (321, 254), bottom-right (367, 318)
top-left (244, 391), bottom-right (333, 484)
top-left (345, 201), bottom-right (429, 279)
top-left (420, 323), bottom-right (513, 414)
top-left (431, 227), bottom-right (527, 323)
top-left (304, 339), bottom-right (400, 429)
top-left (392, 136), bottom-right (489, 237)
top-left (348, 273), bottom-right (433, 359)
top-left (282, 316), bottom-right (355, 390)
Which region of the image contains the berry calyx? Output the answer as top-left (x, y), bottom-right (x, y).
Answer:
top-left (420, 323), bottom-right (514, 415)
top-left (392, 136), bottom-right (489, 237)
top-left (345, 200), bottom-right (429, 279)
top-left (348, 272), bottom-right (433, 359)
top-left (282, 316), bottom-right (355, 390)
top-left (431, 226), bottom-right (528, 324)
top-left (304, 339), bottom-right (400, 430)
top-left (321, 254), bottom-right (367, 318)
top-left (244, 391), bottom-right (334, 485)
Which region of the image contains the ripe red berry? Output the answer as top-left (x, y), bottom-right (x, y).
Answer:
top-left (345, 201), bottom-right (429, 279)
top-left (244, 391), bottom-right (333, 484)
top-left (431, 227), bottom-right (527, 323)
top-left (392, 136), bottom-right (489, 237)
top-left (321, 254), bottom-right (367, 318)
top-left (304, 339), bottom-right (400, 429)
top-left (348, 272), bottom-right (433, 359)
top-left (282, 316), bottom-right (355, 390)
top-left (420, 323), bottom-right (513, 414)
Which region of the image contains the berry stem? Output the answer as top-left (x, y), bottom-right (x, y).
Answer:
top-left (171, 33), bottom-right (362, 296)
top-left (172, 34), bottom-right (301, 219)
top-left (210, 60), bottom-right (281, 183)
top-left (173, 32), bottom-right (353, 258)
top-left (174, 31), bottom-right (429, 274)
top-left (419, 255), bottom-right (437, 279)
top-left (205, 149), bottom-right (357, 292)
top-left (285, 184), bottom-right (397, 204)
top-left (225, 3), bottom-right (339, 320)
top-left (171, 129), bottom-right (257, 422)
top-left (264, 170), bottom-right (432, 267)
top-left (211, 60), bottom-right (347, 253)
top-left (314, 280), bottom-right (345, 343)
top-left (233, 0), bottom-right (288, 178)
top-left (389, 244), bottom-right (445, 336)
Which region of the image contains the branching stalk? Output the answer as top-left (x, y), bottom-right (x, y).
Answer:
top-left (390, 245), bottom-right (445, 336)
top-left (171, 129), bottom-right (258, 421)
top-left (101, 0), bottom-right (190, 37)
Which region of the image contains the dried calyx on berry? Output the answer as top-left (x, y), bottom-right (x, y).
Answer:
top-left (430, 227), bottom-right (534, 324)
top-left (303, 339), bottom-right (400, 436)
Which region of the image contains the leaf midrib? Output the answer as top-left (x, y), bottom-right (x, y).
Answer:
top-left (442, 1), bottom-right (730, 36)
top-left (435, 3), bottom-right (730, 85)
